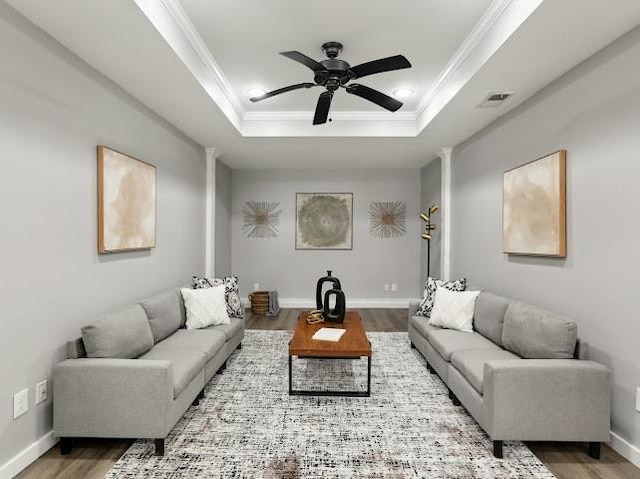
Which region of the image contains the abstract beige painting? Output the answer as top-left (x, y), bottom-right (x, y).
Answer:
top-left (503, 150), bottom-right (566, 256)
top-left (98, 146), bottom-right (156, 253)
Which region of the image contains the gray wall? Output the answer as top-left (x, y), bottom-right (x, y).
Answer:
top-left (0, 4), bottom-right (206, 469)
top-left (231, 169), bottom-right (422, 301)
top-left (420, 158), bottom-right (442, 282)
top-left (451, 26), bottom-right (640, 450)
top-left (214, 159), bottom-right (232, 277)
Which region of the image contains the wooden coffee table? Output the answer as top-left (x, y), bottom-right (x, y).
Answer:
top-left (288, 311), bottom-right (372, 397)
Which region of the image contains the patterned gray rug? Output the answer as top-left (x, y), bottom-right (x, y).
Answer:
top-left (106, 331), bottom-right (555, 478)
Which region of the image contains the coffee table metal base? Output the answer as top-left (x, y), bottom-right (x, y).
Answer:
top-left (288, 355), bottom-right (371, 397)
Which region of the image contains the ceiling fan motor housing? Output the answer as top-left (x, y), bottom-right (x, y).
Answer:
top-left (315, 58), bottom-right (351, 90)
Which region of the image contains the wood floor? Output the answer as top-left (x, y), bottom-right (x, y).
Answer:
top-left (18, 308), bottom-right (639, 479)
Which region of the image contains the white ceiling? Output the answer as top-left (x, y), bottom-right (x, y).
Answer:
top-left (6, 0), bottom-right (640, 168)
top-left (180, 0), bottom-right (493, 112)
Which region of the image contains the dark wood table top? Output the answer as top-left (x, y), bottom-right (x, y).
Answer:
top-left (288, 311), bottom-right (372, 358)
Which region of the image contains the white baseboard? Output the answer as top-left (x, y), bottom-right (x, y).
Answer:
top-left (609, 430), bottom-right (640, 468)
top-left (0, 430), bottom-right (57, 479)
top-left (242, 297), bottom-right (420, 309)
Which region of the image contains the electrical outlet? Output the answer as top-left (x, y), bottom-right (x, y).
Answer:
top-left (253, 283), bottom-right (260, 291)
top-left (391, 283), bottom-right (398, 292)
top-left (384, 284), bottom-right (390, 292)
top-left (13, 389), bottom-right (28, 419)
top-left (636, 387), bottom-right (640, 412)
top-left (36, 379), bottom-right (48, 405)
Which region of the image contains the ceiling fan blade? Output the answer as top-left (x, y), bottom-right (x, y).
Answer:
top-left (349, 55), bottom-right (411, 79)
top-left (313, 91), bottom-right (333, 125)
top-left (250, 83), bottom-right (316, 102)
top-left (280, 51), bottom-right (326, 72)
top-left (346, 84), bottom-right (403, 112)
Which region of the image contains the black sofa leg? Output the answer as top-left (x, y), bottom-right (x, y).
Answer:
top-left (217, 361), bottom-right (227, 375)
top-left (155, 438), bottom-right (165, 456)
top-left (198, 388), bottom-right (205, 400)
top-left (237, 342), bottom-right (242, 350)
top-left (493, 440), bottom-right (503, 459)
top-left (410, 342), bottom-right (416, 349)
top-left (192, 396), bottom-right (200, 406)
top-left (60, 437), bottom-right (72, 455)
top-left (448, 390), bottom-right (461, 406)
top-left (426, 363), bottom-right (434, 373)
top-left (588, 442), bottom-right (601, 459)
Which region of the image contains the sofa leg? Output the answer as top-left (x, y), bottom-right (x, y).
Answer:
top-left (192, 396), bottom-right (200, 406)
top-left (216, 361), bottom-right (227, 375)
top-left (198, 388), bottom-right (205, 400)
top-left (155, 439), bottom-right (165, 456)
top-left (493, 440), bottom-right (503, 459)
top-left (588, 442), bottom-right (601, 459)
top-left (410, 342), bottom-right (416, 349)
top-left (426, 363), bottom-right (433, 373)
top-left (448, 390), bottom-right (461, 406)
top-left (237, 342), bottom-right (242, 350)
top-left (60, 437), bottom-right (72, 455)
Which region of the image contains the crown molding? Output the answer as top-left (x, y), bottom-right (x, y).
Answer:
top-left (243, 111), bottom-right (416, 122)
top-left (134, 0), bottom-right (244, 131)
top-left (136, 0), bottom-right (540, 138)
top-left (159, 0), bottom-right (244, 119)
top-left (415, 0), bottom-right (545, 133)
top-left (414, 0), bottom-right (514, 120)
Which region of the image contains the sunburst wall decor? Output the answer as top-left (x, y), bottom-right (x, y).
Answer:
top-left (242, 201), bottom-right (282, 239)
top-left (369, 201), bottom-right (407, 238)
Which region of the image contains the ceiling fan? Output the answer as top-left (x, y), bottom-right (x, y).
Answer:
top-left (250, 42), bottom-right (412, 125)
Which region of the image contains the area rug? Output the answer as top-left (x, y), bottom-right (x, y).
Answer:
top-left (106, 331), bottom-right (555, 479)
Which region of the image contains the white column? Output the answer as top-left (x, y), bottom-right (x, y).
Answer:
top-left (205, 148), bottom-right (219, 277)
top-left (440, 147), bottom-right (452, 281)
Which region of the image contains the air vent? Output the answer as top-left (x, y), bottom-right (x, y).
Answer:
top-left (478, 91), bottom-right (513, 108)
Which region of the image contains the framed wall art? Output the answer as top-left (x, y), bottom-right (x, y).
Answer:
top-left (98, 146), bottom-right (156, 253)
top-left (296, 192), bottom-right (353, 250)
top-left (369, 201), bottom-right (407, 238)
top-left (242, 201), bottom-right (282, 239)
top-left (503, 150), bottom-right (566, 257)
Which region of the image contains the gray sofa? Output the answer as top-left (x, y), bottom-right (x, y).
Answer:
top-left (53, 287), bottom-right (244, 456)
top-left (408, 290), bottom-right (610, 459)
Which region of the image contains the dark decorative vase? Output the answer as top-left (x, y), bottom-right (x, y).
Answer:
top-left (316, 270), bottom-right (342, 310)
top-left (323, 289), bottom-right (346, 323)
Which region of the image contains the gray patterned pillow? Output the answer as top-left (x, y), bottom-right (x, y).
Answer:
top-left (415, 277), bottom-right (467, 317)
top-left (192, 275), bottom-right (243, 319)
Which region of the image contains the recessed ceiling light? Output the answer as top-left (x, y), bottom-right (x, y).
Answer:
top-left (247, 88), bottom-right (267, 98)
top-left (393, 88), bottom-right (414, 99)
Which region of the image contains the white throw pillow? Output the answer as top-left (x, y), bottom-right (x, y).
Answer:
top-left (181, 286), bottom-right (231, 329)
top-left (428, 287), bottom-right (481, 332)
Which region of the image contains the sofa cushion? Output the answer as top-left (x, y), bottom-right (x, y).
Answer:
top-left (429, 329), bottom-right (500, 361)
top-left (473, 292), bottom-right (509, 346)
top-left (205, 317), bottom-right (243, 341)
top-left (139, 347), bottom-right (206, 398)
top-left (410, 316), bottom-right (442, 340)
top-left (140, 290), bottom-right (183, 343)
top-left (502, 301), bottom-right (577, 359)
top-left (429, 288), bottom-right (481, 332)
top-left (416, 277), bottom-right (467, 317)
top-left (81, 305), bottom-right (154, 359)
top-left (450, 348), bottom-right (520, 394)
top-left (155, 329), bottom-right (226, 361)
top-left (181, 286), bottom-right (231, 329)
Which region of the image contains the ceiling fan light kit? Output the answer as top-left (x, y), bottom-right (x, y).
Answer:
top-left (250, 42), bottom-right (412, 125)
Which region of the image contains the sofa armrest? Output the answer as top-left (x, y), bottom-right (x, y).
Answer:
top-left (483, 359), bottom-right (610, 441)
top-left (53, 358), bottom-right (174, 439)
